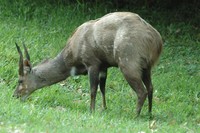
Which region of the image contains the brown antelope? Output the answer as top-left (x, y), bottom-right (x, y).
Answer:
top-left (14, 12), bottom-right (162, 116)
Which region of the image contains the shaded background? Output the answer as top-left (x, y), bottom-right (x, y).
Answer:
top-left (0, 0), bottom-right (199, 26)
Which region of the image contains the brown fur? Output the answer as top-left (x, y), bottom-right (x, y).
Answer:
top-left (14, 12), bottom-right (163, 116)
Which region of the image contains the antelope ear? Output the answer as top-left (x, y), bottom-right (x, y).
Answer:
top-left (24, 59), bottom-right (32, 74)
top-left (24, 60), bottom-right (32, 67)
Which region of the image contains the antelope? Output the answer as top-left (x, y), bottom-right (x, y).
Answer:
top-left (14, 12), bottom-right (162, 116)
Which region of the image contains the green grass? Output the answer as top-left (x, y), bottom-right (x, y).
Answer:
top-left (0, 1), bottom-right (200, 133)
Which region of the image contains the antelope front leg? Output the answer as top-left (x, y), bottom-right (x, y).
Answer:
top-left (88, 65), bottom-right (100, 113)
top-left (99, 69), bottom-right (107, 110)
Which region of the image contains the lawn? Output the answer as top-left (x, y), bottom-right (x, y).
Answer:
top-left (0, 1), bottom-right (199, 133)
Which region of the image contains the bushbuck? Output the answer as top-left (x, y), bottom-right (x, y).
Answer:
top-left (14, 12), bottom-right (162, 116)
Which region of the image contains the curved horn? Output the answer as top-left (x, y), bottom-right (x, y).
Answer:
top-left (15, 43), bottom-right (24, 76)
top-left (23, 43), bottom-right (30, 61)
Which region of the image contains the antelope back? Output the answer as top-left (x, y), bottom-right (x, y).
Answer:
top-left (65, 12), bottom-right (162, 70)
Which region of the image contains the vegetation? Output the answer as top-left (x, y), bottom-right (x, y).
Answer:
top-left (0, 0), bottom-right (199, 132)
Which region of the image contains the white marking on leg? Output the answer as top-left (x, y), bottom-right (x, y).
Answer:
top-left (70, 67), bottom-right (77, 76)
top-left (99, 72), bottom-right (106, 78)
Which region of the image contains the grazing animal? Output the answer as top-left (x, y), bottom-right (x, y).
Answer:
top-left (14, 12), bottom-right (162, 116)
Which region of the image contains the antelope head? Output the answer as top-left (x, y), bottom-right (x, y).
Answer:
top-left (13, 43), bottom-right (35, 101)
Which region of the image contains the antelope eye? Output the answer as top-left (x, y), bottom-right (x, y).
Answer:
top-left (18, 80), bottom-right (23, 84)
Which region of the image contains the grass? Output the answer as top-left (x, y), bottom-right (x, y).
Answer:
top-left (0, 1), bottom-right (200, 133)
